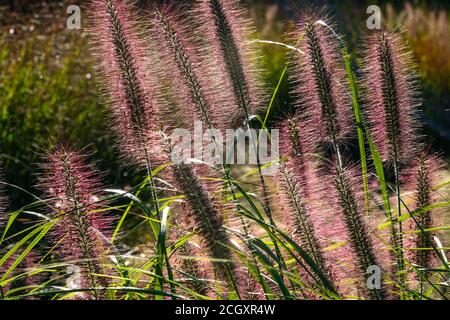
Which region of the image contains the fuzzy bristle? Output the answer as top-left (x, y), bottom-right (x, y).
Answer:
top-left (148, 4), bottom-right (220, 131)
top-left (291, 14), bottom-right (352, 150)
top-left (88, 0), bottom-right (166, 168)
top-left (174, 235), bottom-right (211, 297)
top-left (331, 164), bottom-right (387, 299)
top-left (362, 30), bottom-right (421, 165)
top-left (277, 115), bottom-right (329, 278)
top-left (39, 146), bottom-right (113, 300)
top-left (402, 151), bottom-right (446, 284)
top-left (172, 162), bottom-right (240, 297)
top-left (0, 162), bottom-right (9, 229)
top-left (196, 0), bottom-right (264, 128)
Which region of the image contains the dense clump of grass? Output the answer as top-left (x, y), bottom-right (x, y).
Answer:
top-left (0, 1), bottom-right (449, 301)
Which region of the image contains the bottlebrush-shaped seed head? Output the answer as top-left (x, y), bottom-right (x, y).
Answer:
top-left (174, 234), bottom-right (211, 298)
top-left (196, 0), bottom-right (265, 129)
top-left (277, 115), bottom-right (329, 272)
top-left (39, 145), bottom-right (113, 299)
top-left (278, 114), bottom-right (316, 195)
top-left (318, 163), bottom-right (387, 299)
top-left (291, 13), bottom-right (352, 150)
top-left (148, 3), bottom-right (220, 131)
top-left (362, 30), bottom-right (421, 165)
top-left (88, 0), bottom-right (166, 168)
top-left (171, 162), bottom-right (240, 296)
top-left (402, 151), bottom-right (446, 274)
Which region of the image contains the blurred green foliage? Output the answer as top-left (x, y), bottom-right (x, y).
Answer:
top-left (0, 26), bottom-right (118, 207)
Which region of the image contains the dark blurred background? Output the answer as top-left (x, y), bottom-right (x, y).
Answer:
top-left (1, 0), bottom-right (449, 209)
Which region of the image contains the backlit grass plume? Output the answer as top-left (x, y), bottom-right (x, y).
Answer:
top-left (403, 151), bottom-right (446, 286)
top-left (277, 116), bottom-right (329, 275)
top-left (39, 146), bottom-right (113, 300)
top-left (196, 0), bottom-right (264, 128)
top-left (362, 30), bottom-right (421, 166)
top-left (0, 166), bottom-right (10, 298)
top-left (0, 164), bottom-right (7, 229)
top-left (149, 4), bottom-right (220, 130)
top-left (174, 234), bottom-right (210, 297)
top-left (292, 14), bottom-right (352, 154)
top-left (88, 0), bottom-right (166, 169)
top-left (195, 0), bottom-right (275, 228)
top-left (172, 162), bottom-right (241, 298)
top-left (330, 165), bottom-right (386, 299)
top-left (362, 30), bottom-right (422, 295)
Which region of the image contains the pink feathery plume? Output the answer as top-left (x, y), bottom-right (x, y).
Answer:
top-left (402, 151), bottom-right (446, 287)
top-left (290, 12), bottom-right (386, 299)
top-left (171, 162), bottom-right (241, 298)
top-left (88, 0), bottom-right (166, 169)
top-left (195, 0), bottom-right (265, 128)
top-left (362, 30), bottom-right (421, 165)
top-left (314, 164), bottom-right (388, 299)
top-left (173, 231), bottom-right (212, 298)
top-left (39, 145), bottom-right (113, 300)
top-left (148, 4), bottom-right (256, 297)
top-left (148, 2), bottom-right (240, 134)
top-left (276, 115), bottom-right (333, 292)
top-left (195, 0), bottom-right (275, 235)
top-left (291, 13), bottom-right (353, 151)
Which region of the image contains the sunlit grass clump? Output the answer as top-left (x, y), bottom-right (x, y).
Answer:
top-left (0, 0), bottom-right (449, 300)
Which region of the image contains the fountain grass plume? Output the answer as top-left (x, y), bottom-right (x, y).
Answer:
top-left (195, 0), bottom-right (276, 232)
top-left (403, 151), bottom-right (446, 282)
top-left (22, 251), bottom-right (44, 299)
top-left (175, 235), bottom-right (211, 297)
top-left (0, 163), bottom-right (7, 229)
top-left (362, 29), bottom-right (422, 297)
top-left (172, 162), bottom-right (241, 298)
top-left (330, 164), bottom-right (387, 299)
top-left (196, 0), bottom-right (265, 128)
top-left (88, 0), bottom-right (166, 169)
top-left (277, 115), bottom-right (329, 276)
top-left (291, 13), bottom-right (353, 153)
top-left (39, 145), bottom-right (113, 300)
top-left (362, 30), bottom-right (421, 166)
top-left (148, 3), bottom-right (221, 131)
